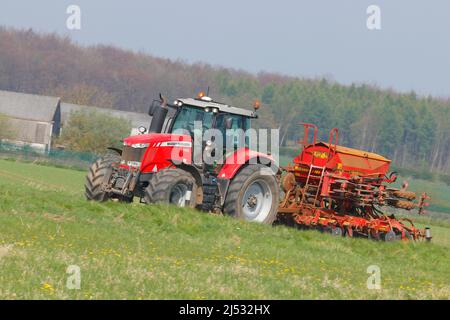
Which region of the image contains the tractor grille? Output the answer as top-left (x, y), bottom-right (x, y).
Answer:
top-left (121, 146), bottom-right (146, 167)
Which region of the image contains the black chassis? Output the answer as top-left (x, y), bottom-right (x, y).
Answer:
top-left (103, 160), bottom-right (230, 210)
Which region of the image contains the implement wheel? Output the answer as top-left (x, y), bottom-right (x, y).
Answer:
top-left (382, 230), bottom-right (397, 242)
top-left (331, 227), bottom-right (343, 237)
top-left (402, 230), bottom-right (413, 241)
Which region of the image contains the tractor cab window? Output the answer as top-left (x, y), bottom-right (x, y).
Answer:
top-left (170, 106), bottom-right (213, 136)
top-left (215, 113), bottom-right (247, 149)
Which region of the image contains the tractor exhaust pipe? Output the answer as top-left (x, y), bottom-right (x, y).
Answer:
top-left (148, 94), bottom-right (169, 133)
top-left (148, 105), bottom-right (168, 133)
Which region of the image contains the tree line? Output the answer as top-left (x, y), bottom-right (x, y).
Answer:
top-left (1, 27), bottom-right (449, 173)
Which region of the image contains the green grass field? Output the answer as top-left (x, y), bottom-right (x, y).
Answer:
top-left (0, 159), bottom-right (449, 299)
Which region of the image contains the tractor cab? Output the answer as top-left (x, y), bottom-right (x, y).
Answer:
top-left (133, 93), bottom-right (261, 174)
top-left (147, 93), bottom-right (257, 152)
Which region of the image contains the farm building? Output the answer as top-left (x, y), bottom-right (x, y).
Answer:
top-left (0, 90), bottom-right (149, 151)
top-left (0, 90), bottom-right (61, 151)
top-left (60, 102), bottom-right (150, 133)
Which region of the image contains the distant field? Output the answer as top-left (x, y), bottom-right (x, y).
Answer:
top-left (0, 159), bottom-right (449, 299)
top-left (391, 178), bottom-right (450, 215)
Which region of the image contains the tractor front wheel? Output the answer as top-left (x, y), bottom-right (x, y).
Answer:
top-left (85, 155), bottom-right (118, 201)
top-left (144, 168), bottom-right (199, 208)
top-left (224, 164), bottom-right (279, 225)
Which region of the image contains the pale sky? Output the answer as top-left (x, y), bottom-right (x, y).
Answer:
top-left (1, 0), bottom-right (449, 97)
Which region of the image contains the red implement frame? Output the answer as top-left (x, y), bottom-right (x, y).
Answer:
top-left (278, 123), bottom-right (429, 241)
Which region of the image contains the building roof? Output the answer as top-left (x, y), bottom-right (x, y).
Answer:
top-left (0, 90), bottom-right (60, 122)
top-left (176, 97), bottom-right (256, 118)
top-left (60, 102), bottom-right (150, 128)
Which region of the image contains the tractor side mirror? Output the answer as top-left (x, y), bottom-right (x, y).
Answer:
top-left (225, 117), bottom-right (234, 130)
top-left (148, 101), bottom-right (159, 116)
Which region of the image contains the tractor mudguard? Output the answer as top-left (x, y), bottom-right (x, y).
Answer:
top-left (107, 147), bottom-right (122, 156)
top-left (217, 148), bottom-right (277, 180)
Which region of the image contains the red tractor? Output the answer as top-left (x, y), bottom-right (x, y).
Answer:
top-left (85, 93), bottom-right (279, 224)
top-left (277, 123), bottom-right (431, 241)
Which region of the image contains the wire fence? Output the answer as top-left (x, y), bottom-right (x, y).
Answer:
top-left (1, 141), bottom-right (448, 186)
top-left (0, 141), bottom-right (97, 171)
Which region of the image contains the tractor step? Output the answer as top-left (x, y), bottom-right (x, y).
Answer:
top-left (200, 177), bottom-right (219, 211)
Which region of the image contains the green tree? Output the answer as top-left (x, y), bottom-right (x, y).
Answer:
top-left (57, 110), bottom-right (131, 154)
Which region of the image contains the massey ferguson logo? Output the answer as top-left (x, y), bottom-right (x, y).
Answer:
top-left (160, 141), bottom-right (192, 147)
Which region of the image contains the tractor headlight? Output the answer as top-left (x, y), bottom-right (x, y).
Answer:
top-left (138, 126), bottom-right (147, 134)
top-left (131, 143), bottom-right (149, 148)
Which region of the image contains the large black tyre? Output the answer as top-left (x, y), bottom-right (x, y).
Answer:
top-left (85, 154), bottom-right (119, 201)
top-left (223, 164), bottom-right (279, 225)
top-left (144, 168), bottom-right (198, 208)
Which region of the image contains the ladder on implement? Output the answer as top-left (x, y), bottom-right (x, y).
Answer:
top-left (300, 164), bottom-right (326, 207)
top-left (298, 123), bottom-right (339, 208)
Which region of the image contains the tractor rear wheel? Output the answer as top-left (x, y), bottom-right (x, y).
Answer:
top-left (85, 154), bottom-right (118, 202)
top-left (144, 168), bottom-right (198, 208)
top-left (223, 165), bottom-right (279, 225)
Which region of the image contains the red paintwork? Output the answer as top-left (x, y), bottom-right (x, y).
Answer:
top-left (217, 147), bottom-right (275, 179)
top-left (123, 133), bottom-right (189, 146)
top-left (278, 123), bottom-right (427, 241)
top-left (293, 143), bottom-right (390, 178)
top-left (123, 133), bottom-right (192, 173)
top-left (123, 134), bottom-right (274, 178)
